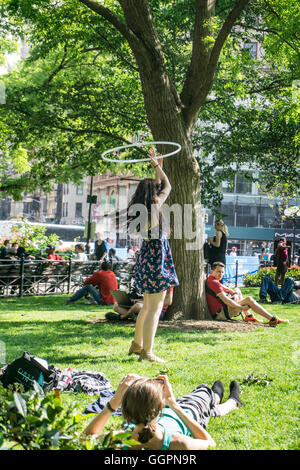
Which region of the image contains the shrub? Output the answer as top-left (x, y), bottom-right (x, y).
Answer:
top-left (0, 383), bottom-right (135, 450)
top-left (10, 218), bottom-right (59, 251)
top-left (244, 265), bottom-right (300, 287)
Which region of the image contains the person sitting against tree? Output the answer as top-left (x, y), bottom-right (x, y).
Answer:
top-left (66, 260), bottom-right (118, 305)
top-left (259, 276), bottom-right (300, 304)
top-left (83, 374), bottom-right (243, 450)
top-left (205, 262), bottom-right (289, 326)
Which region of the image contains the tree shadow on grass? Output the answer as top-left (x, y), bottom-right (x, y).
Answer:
top-left (0, 295), bottom-right (108, 313)
top-left (0, 319), bottom-right (231, 368)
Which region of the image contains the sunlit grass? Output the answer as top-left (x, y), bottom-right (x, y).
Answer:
top-left (1, 289), bottom-right (299, 450)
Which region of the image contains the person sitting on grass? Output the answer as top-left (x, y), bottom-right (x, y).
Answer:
top-left (83, 374), bottom-right (243, 450)
top-left (66, 260), bottom-right (118, 306)
top-left (259, 276), bottom-right (300, 304)
top-left (106, 287), bottom-right (174, 323)
top-left (205, 262), bottom-right (289, 326)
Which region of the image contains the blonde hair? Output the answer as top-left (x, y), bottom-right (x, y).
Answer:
top-left (215, 219), bottom-right (228, 236)
top-left (121, 378), bottom-right (164, 444)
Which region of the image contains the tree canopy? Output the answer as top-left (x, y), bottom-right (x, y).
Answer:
top-left (0, 0), bottom-right (298, 201)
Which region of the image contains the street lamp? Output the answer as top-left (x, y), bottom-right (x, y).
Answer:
top-left (85, 176), bottom-right (97, 254)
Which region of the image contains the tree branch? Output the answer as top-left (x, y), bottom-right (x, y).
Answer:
top-left (180, 0), bottom-right (216, 109)
top-left (181, 0), bottom-right (251, 129)
top-left (78, 0), bottom-right (141, 49)
top-left (235, 22), bottom-right (299, 51)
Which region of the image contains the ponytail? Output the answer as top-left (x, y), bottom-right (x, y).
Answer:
top-left (138, 422), bottom-right (156, 444)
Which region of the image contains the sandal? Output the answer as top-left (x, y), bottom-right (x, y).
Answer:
top-left (128, 340), bottom-right (142, 356)
top-left (138, 349), bottom-right (166, 363)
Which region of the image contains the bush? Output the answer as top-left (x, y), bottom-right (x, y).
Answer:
top-left (0, 383), bottom-right (135, 450)
top-left (244, 265), bottom-right (300, 287)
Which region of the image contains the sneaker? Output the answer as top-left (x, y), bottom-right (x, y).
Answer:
top-left (259, 298), bottom-right (269, 304)
top-left (244, 314), bottom-right (261, 323)
top-left (212, 380), bottom-right (224, 403)
top-left (229, 380), bottom-right (243, 407)
top-left (86, 298), bottom-right (97, 304)
top-left (268, 317), bottom-right (289, 327)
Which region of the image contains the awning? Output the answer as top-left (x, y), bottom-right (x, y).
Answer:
top-left (205, 225), bottom-right (275, 241)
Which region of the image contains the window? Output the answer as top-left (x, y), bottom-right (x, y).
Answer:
top-left (245, 42), bottom-right (258, 58)
top-left (63, 202), bottom-right (68, 217)
top-left (76, 185), bottom-right (83, 195)
top-left (75, 203), bottom-right (82, 218)
top-left (236, 204), bottom-right (256, 227)
top-left (110, 192), bottom-right (116, 209)
top-left (236, 172), bottom-right (253, 194)
top-left (63, 184), bottom-right (69, 195)
top-left (220, 202), bottom-right (235, 226)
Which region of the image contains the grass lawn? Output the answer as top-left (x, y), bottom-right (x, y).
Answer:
top-left (0, 288), bottom-right (299, 450)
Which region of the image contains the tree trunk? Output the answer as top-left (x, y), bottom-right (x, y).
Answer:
top-left (137, 73), bottom-right (209, 319)
top-left (55, 183), bottom-right (63, 223)
top-left (119, 0), bottom-right (210, 319)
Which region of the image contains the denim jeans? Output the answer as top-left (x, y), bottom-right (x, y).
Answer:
top-left (70, 284), bottom-right (104, 305)
top-left (259, 276), bottom-right (294, 303)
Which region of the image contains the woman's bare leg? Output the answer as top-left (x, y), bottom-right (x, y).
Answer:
top-left (133, 294), bottom-right (149, 348)
top-left (142, 291), bottom-right (166, 354)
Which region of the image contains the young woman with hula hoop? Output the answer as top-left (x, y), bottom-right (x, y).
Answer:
top-left (126, 149), bottom-right (179, 363)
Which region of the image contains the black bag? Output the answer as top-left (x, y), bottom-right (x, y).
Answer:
top-left (0, 352), bottom-right (58, 392)
top-left (203, 241), bottom-right (211, 261)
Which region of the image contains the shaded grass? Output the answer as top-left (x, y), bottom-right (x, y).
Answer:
top-left (0, 289), bottom-right (299, 450)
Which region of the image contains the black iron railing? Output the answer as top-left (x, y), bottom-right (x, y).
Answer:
top-left (0, 257), bottom-right (136, 297)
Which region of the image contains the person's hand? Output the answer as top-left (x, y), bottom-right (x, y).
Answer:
top-left (110, 374), bottom-right (141, 409)
top-left (155, 375), bottom-right (176, 407)
top-left (148, 148), bottom-right (162, 169)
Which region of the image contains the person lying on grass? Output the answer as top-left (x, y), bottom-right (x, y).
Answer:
top-left (83, 374), bottom-right (243, 450)
top-left (205, 262), bottom-right (289, 326)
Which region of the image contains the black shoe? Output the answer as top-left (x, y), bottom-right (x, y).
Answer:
top-left (105, 312), bottom-right (121, 321)
top-left (229, 380), bottom-right (244, 407)
top-left (212, 380), bottom-right (224, 403)
top-left (259, 298), bottom-right (268, 304)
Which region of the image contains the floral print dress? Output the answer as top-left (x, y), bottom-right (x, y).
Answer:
top-left (133, 235), bottom-right (179, 294)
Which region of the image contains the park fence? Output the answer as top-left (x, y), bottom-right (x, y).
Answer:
top-left (0, 255), bottom-right (263, 297)
top-left (0, 257), bottom-right (136, 298)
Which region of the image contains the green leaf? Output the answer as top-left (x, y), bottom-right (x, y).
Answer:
top-left (13, 392), bottom-right (27, 419)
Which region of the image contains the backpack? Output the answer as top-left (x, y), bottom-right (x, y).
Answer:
top-left (203, 241), bottom-right (211, 261)
top-left (0, 351), bottom-right (58, 392)
top-left (205, 280), bottom-right (231, 320)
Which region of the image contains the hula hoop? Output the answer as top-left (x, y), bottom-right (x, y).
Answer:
top-left (101, 141), bottom-right (181, 163)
